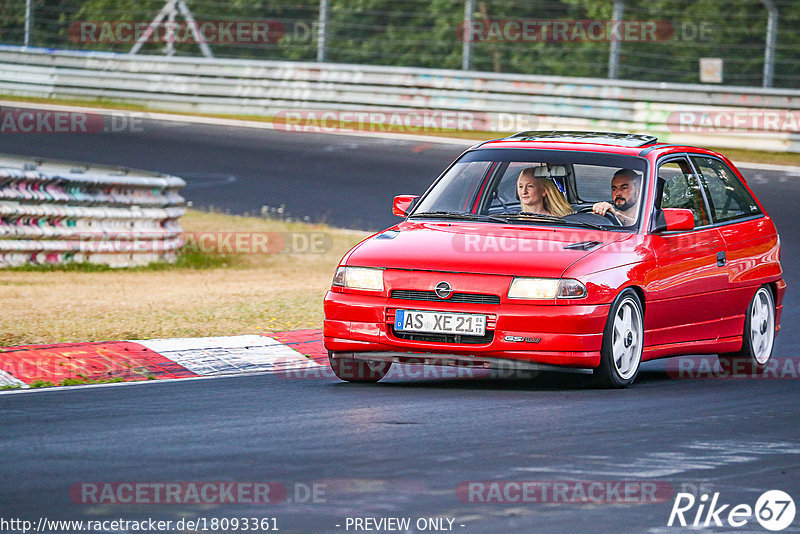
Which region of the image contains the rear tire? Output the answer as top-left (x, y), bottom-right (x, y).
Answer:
top-left (593, 290), bottom-right (644, 388)
top-left (328, 352), bottom-right (391, 383)
top-left (718, 286), bottom-right (775, 375)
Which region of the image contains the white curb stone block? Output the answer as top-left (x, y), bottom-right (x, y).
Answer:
top-left (133, 335), bottom-right (320, 376)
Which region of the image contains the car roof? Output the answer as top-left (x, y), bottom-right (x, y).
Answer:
top-left (473, 131), bottom-right (721, 159)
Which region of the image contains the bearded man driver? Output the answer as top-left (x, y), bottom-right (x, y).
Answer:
top-left (591, 168), bottom-right (641, 226)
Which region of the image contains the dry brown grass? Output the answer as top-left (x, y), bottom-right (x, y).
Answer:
top-left (0, 210), bottom-right (369, 346)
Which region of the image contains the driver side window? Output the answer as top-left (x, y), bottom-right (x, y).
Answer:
top-left (658, 159), bottom-right (710, 228)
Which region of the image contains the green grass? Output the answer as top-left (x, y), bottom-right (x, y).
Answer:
top-left (24, 377), bottom-right (127, 388)
top-left (58, 376), bottom-right (126, 386)
top-left (7, 249), bottom-right (237, 273)
top-left (29, 379), bottom-right (56, 388)
top-left (3, 376), bottom-right (149, 390)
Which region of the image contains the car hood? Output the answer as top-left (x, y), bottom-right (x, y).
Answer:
top-left (344, 220), bottom-right (630, 278)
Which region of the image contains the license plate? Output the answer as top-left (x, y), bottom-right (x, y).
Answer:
top-left (395, 310), bottom-right (486, 336)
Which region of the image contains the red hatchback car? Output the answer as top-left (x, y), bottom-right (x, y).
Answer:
top-left (323, 131), bottom-right (784, 387)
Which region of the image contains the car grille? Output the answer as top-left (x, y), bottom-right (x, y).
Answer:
top-left (390, 290), bottom-right (500, 305)
top-left (391, 327), bottom-right (494, 345)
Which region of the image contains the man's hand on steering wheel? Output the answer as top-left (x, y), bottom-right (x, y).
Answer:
top-left (590, 201), bottom-right (623, 226)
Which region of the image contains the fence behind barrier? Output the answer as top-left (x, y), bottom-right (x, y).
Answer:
top-left (0, 46), bottom-right (799, 152)
top-left (0, 153), bottom-right (185, 267)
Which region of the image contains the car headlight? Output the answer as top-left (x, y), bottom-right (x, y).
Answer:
top-left (508, 277), bottom-right (587, 299)
top-left (332, 266), bottom-right (384, 291)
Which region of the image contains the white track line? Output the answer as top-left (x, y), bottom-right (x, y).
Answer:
top-left (0, 99), bottom-right (476, 146)
top-left (4, 99), bottom-right (799, 171)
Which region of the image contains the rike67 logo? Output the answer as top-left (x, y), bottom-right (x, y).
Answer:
top-left (668, 490), bottom-right (796, 531)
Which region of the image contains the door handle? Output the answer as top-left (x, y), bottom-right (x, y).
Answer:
top-left (717, 251), bottom-right (726, 267)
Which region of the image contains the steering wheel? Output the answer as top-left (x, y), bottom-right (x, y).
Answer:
top-left (579, 206), bottom-right (622, 226)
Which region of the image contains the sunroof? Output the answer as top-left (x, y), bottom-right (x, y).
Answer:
top-left (505, 131), bottom-right (659, 148)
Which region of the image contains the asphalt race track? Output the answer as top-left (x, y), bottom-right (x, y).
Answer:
top-left (1, 115), bottom-right (799, 533)
top-left (0, 115), bottom-right (463, 230)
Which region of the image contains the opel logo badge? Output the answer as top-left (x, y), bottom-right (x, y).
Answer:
top-left (435, 281), bottom-right (453, 299)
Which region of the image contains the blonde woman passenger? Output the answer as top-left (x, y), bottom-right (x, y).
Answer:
top-left (517, 167), bottom-right (574, 217)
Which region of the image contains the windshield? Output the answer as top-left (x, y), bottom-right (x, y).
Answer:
top-left (411, 148), bottom-right (648, 230)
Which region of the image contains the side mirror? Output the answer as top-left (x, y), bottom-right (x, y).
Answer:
top-left (653, 208), bottom-right (695, 233)
top-left (392, 195), bottom-right (419, 217)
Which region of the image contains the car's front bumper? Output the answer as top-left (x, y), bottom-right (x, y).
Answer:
top-left (323, 290), bottom-right (609, 368)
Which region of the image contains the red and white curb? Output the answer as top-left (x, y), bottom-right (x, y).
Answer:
top-left (0, 329), bottom-right (328, 390)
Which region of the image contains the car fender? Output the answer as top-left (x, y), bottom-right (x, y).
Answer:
top-left (338, 226), bottom-right (399, 266)
top-left (560, 234), bottom-right (654, 306)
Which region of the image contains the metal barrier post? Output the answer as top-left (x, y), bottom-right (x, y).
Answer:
top-left (462, 0), bottom-right (474, 71)
top-left (762, 0), bottom-right (778, 88)
top-left (608, 0), bottom-right (624, 79)
top-left (23, 0), bottom-right (32, 48)
top-left (317, 0), bottom-right (329, 62)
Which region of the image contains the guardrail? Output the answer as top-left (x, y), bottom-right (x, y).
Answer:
top-left (1, 46), bottom-right (799, 152)
top-left (0, 153), bottom-right (185, 267)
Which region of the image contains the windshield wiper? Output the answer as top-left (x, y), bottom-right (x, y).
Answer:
top-left (499, 212), bottom-right (564, 222)
top-left (411, 211), bottom-right (610, 231)
top-left (410, 211), bottom-right (509, 223)
top-left (558, 219), bottom-right (609, 231)
top-left (557, 216), bottom-right (610, 230)
top-left (498, 212), bottom-right (608, 230)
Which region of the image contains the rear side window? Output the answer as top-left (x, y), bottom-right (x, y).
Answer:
top-left (691, 156), bottom-right (761, 223)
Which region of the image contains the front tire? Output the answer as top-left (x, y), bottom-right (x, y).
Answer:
top-left (718, 286), bottom-right (775, 375)
top-left (594, 290), bottom-right (644, 388)
top-left (329, 352), bottom-right (391, 383)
